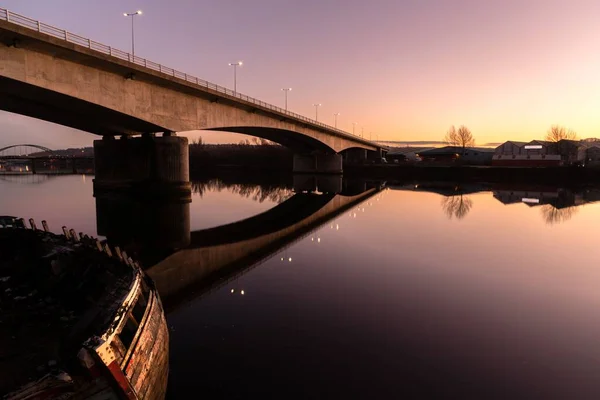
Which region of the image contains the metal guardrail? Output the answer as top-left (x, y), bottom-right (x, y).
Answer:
top-left (0, 7), bottom-right (377, 144)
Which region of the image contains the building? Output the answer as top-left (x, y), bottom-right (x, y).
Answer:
top-left (385, 146), bottom-right (434, 163)
top-left (493, 140), bottom-right (561, 166)
top-left (493, 139), bottom-right (598, 166)
top-left (416, 146), bottom-right (494, 165)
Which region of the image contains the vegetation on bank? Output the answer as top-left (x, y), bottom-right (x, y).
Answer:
top-left (189, 139), bottom-right (292, 175)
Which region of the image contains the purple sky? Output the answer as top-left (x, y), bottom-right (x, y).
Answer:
top-left (2, 0), bottom-right (600, 148)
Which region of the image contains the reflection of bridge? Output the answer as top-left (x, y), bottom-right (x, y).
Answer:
top-left (95, 178), bottom-right (382, 312)
top-left (0, 8), bottom-right (386, 182)
top-left (0, 174), bottom-right (53, 184)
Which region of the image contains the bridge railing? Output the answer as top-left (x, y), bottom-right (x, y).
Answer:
top-left (0, 7), bottom-right (380, 146)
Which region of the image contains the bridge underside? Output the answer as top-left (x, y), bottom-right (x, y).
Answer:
top-left (0, 76), bottom-right (165, 136)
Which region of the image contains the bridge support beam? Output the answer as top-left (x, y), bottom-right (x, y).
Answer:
top-left (93, 134), bottom-right (191, 201)
top-left (293, 153), bottom-right (343, 174)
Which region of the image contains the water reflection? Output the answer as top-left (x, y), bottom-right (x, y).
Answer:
top-left (441, 194), bottom-right (473, 220)
top-left (492, 186), bottom-right (599, 225)
top-left (6, 175), bottom-right (600, 398)
top-left (0, 174), bottom-right (56, 185)
top-left (390, 182), bottom-right (600, 225)
top-left (191, 180), bottom-right (293, 204)
top-left (95, 176), bottom-right (383, 312)
top-left (540, 204), bottom-right (579, 225)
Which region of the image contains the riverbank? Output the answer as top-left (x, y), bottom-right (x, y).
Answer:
top-left (192, 163), bottom-right (600, 185)
top-left (343, 165), bottom-right (600, 184)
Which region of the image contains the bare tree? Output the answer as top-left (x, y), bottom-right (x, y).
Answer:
top-left (441, 194), bottom-right (473, 220)
top-left (545, 125), bottom-right (577, 142)
top-left (444, 125), bottom-right (475, 152)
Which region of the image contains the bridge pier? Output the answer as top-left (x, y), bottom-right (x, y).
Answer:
top-left (292, 153), bottom-right (343, 174)
top-left (93, 134), bottom-right (191, 201)
top-left (343, 148), bottom-right (368, 164)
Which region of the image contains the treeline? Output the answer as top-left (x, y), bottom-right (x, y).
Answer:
top-left (191, 178), bottom-right (294, 204)
top-left (189, 138), bottom-right (293, 175)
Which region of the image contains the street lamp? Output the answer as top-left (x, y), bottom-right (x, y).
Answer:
top-left (282, 88), bottom-right (292, 111)
top-left (333, 113), bottom-right (340, 128)
top-left (352, 122), bottom-right (357, 136)
top-left (361, 127), bottom-right (364, 138)
top-left (313, 103), bottom-right (322, 121)
top-left (123, 10), bottom-right (142, 58)
top-left (228, 61), bottom-right (243, 92)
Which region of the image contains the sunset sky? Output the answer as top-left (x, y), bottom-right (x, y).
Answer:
top-left (2, 0), bottom-right (600, 149)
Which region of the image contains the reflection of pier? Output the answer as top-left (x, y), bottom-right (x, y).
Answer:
top-left (95, 177), bottom-right (382, 313)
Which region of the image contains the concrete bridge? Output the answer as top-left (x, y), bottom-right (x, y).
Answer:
top-left (0, 8), bottom-right (386, 183)
top-left (95, 177), bottom-right (383, 312)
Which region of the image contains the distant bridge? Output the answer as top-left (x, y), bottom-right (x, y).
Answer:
top-left (0, 144), bottom-right (52, 157)
top-left (0, 144), bottom-right (94, 174)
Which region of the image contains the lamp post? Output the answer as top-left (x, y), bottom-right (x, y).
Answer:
top-left (361, 127), bottom-right (364, 138)
top-left (282, 88), bottom-right (292, 111)
top-left (123, 10), bottom-right (142, 58)
top-left (333, 113), bottom-right (340, 128)
top-left (352, 122), bottom-right (357, 136)
top-left (313, 103), bottom-right (322, 121)
top-left (228, 61), bottom-right (243, 92)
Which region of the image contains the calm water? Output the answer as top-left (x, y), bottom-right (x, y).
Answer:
top-left (3, 174), bottom-right (600, 399)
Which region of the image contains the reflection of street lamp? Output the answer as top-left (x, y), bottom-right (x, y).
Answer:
top-left (123, 10), bottom-right (142, 57)
top-left (228, 61), bottom-right (243, 92)
top-left (313, 103), bottom-right (322, 121)
top-left (282, 88), bottom-right (292, 111)
top-left (333, 113), bottom-right (340, 128)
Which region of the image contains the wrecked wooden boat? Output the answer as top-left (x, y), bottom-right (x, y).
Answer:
top-left (0, 216), bottom-right (169, 399)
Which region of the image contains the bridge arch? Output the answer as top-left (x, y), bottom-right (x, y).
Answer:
top-left (0, 144), bottom-right (52, 156)
top-left (201, 127), bottom-right (336, 153)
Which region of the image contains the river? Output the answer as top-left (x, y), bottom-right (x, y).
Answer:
top-left (2, 174), bottom-right (600, 399)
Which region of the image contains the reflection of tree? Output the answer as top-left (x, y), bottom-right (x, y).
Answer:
top-left (441, 194), bottom-right (473, 220)
top-left (191, 180), bottom-right (293, 204)
top-left (540, 205), bottom-right (578, 225)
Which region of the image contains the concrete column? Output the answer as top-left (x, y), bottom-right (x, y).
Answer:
top-left (93, 135), bottom-right (191, 201)
top-left (293, 153), bottom-right (343, 174)
top-left (343, 148), bottom-right (368, 164)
